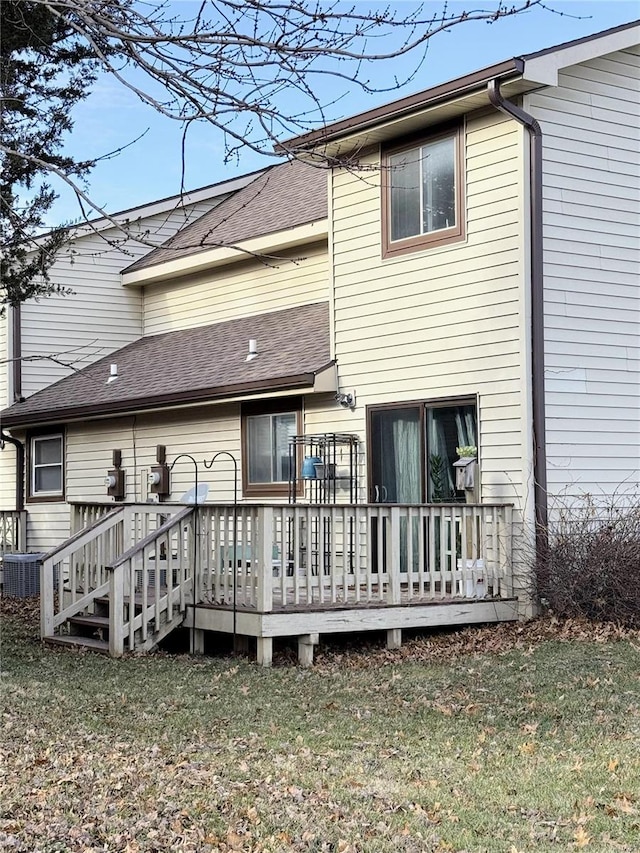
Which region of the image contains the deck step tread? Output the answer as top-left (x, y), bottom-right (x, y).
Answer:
top-left (68, 614), bottom-right (110, 628)
top-left (44, 635), bottom-right (110, 653)
top-left (95, 591), bottom-right (170, 607)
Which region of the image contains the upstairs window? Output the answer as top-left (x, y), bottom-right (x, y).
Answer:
top-left (383, 124), bottom-right (465, 258)
top-left (28, 432), bottom-right (64, 501)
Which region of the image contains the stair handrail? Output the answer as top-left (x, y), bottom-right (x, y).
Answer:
top-left (41, 506), bottom-right (126, 640)
top-left (41, 506), bottom-right (125, 563)
top-left (105, 506), bottom-right (194, 570)
top-left (106, 505), bottom-right (195, 656)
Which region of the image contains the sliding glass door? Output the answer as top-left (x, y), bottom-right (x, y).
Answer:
top-left (369, 399), bottom-right (477, 505)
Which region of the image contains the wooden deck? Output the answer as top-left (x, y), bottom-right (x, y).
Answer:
top-left (34, 501), bottom-right (516, 663)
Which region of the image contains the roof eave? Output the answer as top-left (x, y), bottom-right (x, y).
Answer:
top-left (279, 59), bottom-right (524, 153)
top-left (1, 362), bottom-right (337, 429)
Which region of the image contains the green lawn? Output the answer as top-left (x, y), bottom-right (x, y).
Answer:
top-left (1, 602), bottom-right (639, 853)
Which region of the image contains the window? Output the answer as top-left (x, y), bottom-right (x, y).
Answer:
top-left (368, 399), bottom-right (477, 503)
top-left (28, 432), bottom-right (64, 501)
top-left (241, 399), bottom-right (301, 496)
top-left (382, 124), bottom-right (465, 258)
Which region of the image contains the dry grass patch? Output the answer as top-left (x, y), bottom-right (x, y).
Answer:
top-left (1, 598), bottom-right (639, 852)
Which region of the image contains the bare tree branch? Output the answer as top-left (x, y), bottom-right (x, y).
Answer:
top-left (2, 0), bottom-right (573, 307)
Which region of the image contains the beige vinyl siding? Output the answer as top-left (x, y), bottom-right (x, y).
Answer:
top-left (66, 407), bottom-right (232, 504)
top-left (19, 200), bottom-right (226, 399)
top-left (527, 47), bottom-right (640, 496)
top-left (330, 110), bottom-right (527, 505)
top-left (25, 504), bottom-right (70, 553)
top-left (66, 409), bottom-right (241, 505)
top-left (65, 396), bottom-right (343, 506)
top-left (142, 243), bottom-right (329, 335)
top-left (0, 448), bottom-right (16, 510)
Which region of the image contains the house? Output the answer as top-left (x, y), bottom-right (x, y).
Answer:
top-left (1, 21), bottom-right (638, 665)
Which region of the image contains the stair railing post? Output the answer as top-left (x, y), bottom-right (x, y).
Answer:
top-left (109, 563), bottom-right (125, 657)
top-left (40, 556), bottom-right (55, 639)
top-left (123, 505), bottom-right (134, 553)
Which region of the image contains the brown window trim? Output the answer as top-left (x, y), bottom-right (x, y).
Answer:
top-left (241, 397), bottom-right (302, 498)
top-left (381, 122), bottom-right (466, 260)
top-left (26, 427), bottom-right (66, 504)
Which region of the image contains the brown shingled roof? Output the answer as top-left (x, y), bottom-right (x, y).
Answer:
top-left (125, 159), bottom-right (328, 274)
top-left (1, 304), bottom-right (332, 428)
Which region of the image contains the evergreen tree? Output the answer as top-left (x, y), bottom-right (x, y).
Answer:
top-left (0, 1), bottom-right (112, 310)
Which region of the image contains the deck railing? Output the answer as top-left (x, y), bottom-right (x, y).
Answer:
top-left (0, 510), bottom-right (27, 560)
top-left (197, 502), bottom-right (513, 611)
top-left (41, 507), bottom-right (125, 640)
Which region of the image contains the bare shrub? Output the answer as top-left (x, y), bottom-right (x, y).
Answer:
top-left (535, 491), bottom-right (640, 627)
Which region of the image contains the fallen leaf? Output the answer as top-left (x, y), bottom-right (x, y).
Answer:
top-left (574, 826), bottom-right (591, 848)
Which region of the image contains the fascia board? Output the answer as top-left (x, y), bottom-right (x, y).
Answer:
top-left (122, 219), bottom-right (329, 286)
top-left (524, 25), bottom-right (640, 86)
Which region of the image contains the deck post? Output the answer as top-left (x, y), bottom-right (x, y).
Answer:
top-left (109, 566), bottom-right (125, 658)
top-left (257, 507), bottom-right (274, 613)
top-left (298, 633), bottom-right (319, 667)
top-left (256, 637), bottom-right (273, 667)
top-left (40, 557), bottom-right (55, 639)
top-left (234, 635), bottom-right (250, 655)
top-left (190, 627), bottom-right (205, 655)
top-left (388, 507), bottom-right (402, 605)
top-left (387, 628), bottom-right (402, 650)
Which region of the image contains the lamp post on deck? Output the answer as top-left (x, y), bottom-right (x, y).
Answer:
top-left (169, 453), bottom-right (202, 654)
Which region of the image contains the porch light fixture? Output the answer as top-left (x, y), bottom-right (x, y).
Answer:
top-left (335, 390), bottom-right (356, 410)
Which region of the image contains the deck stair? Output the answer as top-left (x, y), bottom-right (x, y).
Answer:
top-left (41, 505), bottom-right (196, 656)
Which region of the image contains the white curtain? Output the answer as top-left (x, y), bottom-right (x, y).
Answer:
top-left (391, 416), bottom-right (421, 503)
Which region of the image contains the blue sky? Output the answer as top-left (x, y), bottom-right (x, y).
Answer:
top-left (49, 0), bottom-right (639, 224)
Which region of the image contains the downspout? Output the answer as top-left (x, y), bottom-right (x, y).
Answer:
top-left (0, 430), bottom-right (25, 511)
top-left (487, 80), bottom-right (548, 556)
top-left (11, 304), bottom-right (23, 402)
top-left (3, 304), bottom-right (25, 511)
